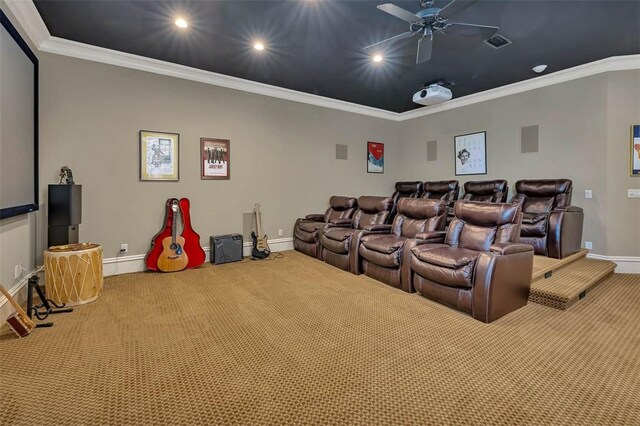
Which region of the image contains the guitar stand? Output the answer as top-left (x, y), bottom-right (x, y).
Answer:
top-left (26, 275), bottom-right (73, 327)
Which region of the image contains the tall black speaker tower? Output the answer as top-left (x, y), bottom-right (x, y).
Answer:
top-left (48, 184), bottom-right (82, 247)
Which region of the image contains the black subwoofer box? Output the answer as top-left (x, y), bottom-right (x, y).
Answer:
top-left (210, 234), bottom-right (243, 265)
top-left (48, 184), bottom-right (82, 247)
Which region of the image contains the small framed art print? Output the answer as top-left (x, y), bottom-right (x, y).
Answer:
top-left (201, 138), bottom-right (230, 180)
top-left (367, 141), bottom-right (384, 173)
top-left (139, 130), bottom-right (179, 181)
top-left (454, 131), bottom-right (487, 176)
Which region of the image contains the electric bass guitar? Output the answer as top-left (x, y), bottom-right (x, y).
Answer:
top-left (251, 203), bottom-right (270, 259)
top-left (145, 198), bottom-right (175, 271)
top-left (157, 200), bottom-right (189, 272)
top-left (179, 198), bottom-right (205, 268)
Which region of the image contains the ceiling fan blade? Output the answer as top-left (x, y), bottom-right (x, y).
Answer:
top-left (364, 31), bottom-right (418, 51)
top-left (445, 22), bottom-right (499, 39)
top-left (377, 3), bottom-right (421, 23)
top-left (416, 34), bottom-right (433, 64)
top-left (438, 0), bottom-right (479, 19)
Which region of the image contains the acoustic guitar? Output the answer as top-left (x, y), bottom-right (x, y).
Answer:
top-left (145, 198), bottom-right (175, 271)
top-left (251, 203), bottom-right (271, 259)
top-left (1, 283), bottom-right (36, 338)
top-left (157, 200), bottom-right (189, 272)
top-left (179, 198), bottom-right (205, 268)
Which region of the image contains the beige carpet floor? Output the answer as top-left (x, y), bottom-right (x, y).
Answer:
top-left (1, 251), bottom-right (639, 425)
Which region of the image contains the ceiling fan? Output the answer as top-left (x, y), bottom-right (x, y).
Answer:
top-left (365, 0), bottom-right (500, 64)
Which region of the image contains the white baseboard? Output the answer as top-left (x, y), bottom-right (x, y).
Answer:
top-left (587, 253), bottom-right (640, 274)
top-left (102, 237), bottom-right (294, 277)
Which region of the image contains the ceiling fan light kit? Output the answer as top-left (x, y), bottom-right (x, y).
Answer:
top-left (365, 0), bottom-right (502, 64)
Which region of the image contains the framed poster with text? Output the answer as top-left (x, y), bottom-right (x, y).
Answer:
top-left (454, 131), bottom-right (487, 176)
top-left (367, 141), bottom-right (384, 174)
top-left (201, 138), bottom-right (230, 180)
top-left (139, 130), bottom-right (179, 181)
top-left (632, 125), bottom-right (640, 176)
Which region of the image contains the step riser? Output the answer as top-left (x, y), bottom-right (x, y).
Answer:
top-left (528, 258), bottom-right (617, 310)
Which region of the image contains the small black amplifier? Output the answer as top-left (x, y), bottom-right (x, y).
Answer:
top-left (210, 234), bottom-right (243, 265)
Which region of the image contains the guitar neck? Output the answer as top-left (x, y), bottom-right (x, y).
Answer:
top-left (255, 204), bottom-right (265, 236)
top-left (171, 201), bottom-right (179, 244)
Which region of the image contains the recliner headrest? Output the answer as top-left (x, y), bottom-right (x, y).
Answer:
top-left (394, 181), bottom-right (423, 194)
top-left (464, 180), bottom-right (508, 196)
top-left (329, 196), bottom-right (357, 211)
top-left (454, 201), bottom-right (518, 227)
top-left (515, 179), bottom-right (572, 197)
top-left (398, 198), bottom-right (447, 219)
top-left (358, 196), bottom-right (394, 213)
top-left (423, 180), bottom-right (458, 193)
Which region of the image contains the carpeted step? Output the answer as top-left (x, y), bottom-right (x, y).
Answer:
top-left (531, 249), bottom-right (587, 282)
top-left (529, 257), bottom-right (616, 310)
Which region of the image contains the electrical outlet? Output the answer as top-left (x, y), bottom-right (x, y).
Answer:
top-left (278, 229), bottom-right (283, 237)
top-left (628, 189), bottom-right (640, 198)
top-left (14, 264), bottom-right (22, 279)
top-left (584, 190), bottom-right (592, 199)
top-left (585, 241), bottom-right (593, 250)
top-left (120, 243), bottom-right (128, 253)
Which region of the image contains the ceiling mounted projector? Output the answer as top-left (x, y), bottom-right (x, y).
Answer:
top-left (413, 84), bottom-right (452, 106)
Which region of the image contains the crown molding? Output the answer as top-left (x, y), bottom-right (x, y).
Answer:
top-left (39, 36), bottom-right (398, 121)
top-left (6, 0), bottom-right (640, 122)
top-left (397, 55), bottom-right (640, 121)
top-left (3, 0), bottom-right (49, 48)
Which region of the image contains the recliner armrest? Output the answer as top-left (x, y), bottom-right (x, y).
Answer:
top-left (327, 218), bottom-right (353, 227)
top-left (305, 213), bottom-right (325, 221)
top-left (548, 205), bottom-right (584, 259)
top-left (553, 205), bottom-right (583, 213)
top-left (490, 243), bottom-right (533, 255)
top-left (415, 231), bottom-right (446, 243)
top-left (363, 224), bottom-right (392, 233)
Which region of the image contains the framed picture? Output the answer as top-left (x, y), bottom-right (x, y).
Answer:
top-left (201, 138), bottom-right (230, 180)
top-left (139, 130), bottom-right (179, 181)
top-left (454, 131), bottom-right (487, 176)
top-left (367, 141), bottom-right (384, 173)
top-left (632, 125), bottom-right (640, 176)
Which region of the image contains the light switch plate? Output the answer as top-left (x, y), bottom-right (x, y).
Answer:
top-left (584, 190), bottom-right (593, 199)
top-left (628, 189), bottom-right (640, 198)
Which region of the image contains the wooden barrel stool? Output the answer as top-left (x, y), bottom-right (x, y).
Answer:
top-left (44, 243), bottom-right (103, 306)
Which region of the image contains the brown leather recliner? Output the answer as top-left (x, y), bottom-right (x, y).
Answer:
top-left (421, 180), bottom-right (459, 202)
top-left (293, 196), bottom-right (357, 259)
top-left (359, 198), bottom-right (448, 292)
top-left (391, 181), bottom-right (424, 220)
top-left (409, 201), bottom-right (533, 323)
top-left (511, 179), bottom-right (583, 259)
top-left (320, 196), bottom-right (394, 274)
top-left (392, 181), bottom-right (424, 203)
top-left (462, 180), bottom-right (509, 202)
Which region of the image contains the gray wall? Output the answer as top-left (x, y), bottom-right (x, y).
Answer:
top-left (36, 53), bottom-right (401, 260)
top-left (398, 71), bottom-right (640, 257)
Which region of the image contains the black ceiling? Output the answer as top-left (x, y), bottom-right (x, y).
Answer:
top-left (33, 0), bottom-right (640, 113)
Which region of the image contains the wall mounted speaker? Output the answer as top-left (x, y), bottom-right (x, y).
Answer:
top-left (521, 125), bottom-right (539, 153)
top-left (427, 140), bottom-right (438, 161)
top-left (335, 144), bottom-right (348, 160)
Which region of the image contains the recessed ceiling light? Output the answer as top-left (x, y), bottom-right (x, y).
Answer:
top-left (372, 54), bottom-right (383, 63)
top-left (254, 42), bottom-right (265, 51)
top-left (175, 18), bottom-right (188, 29)
top-left (532, 64), bottom-right (548, 74)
